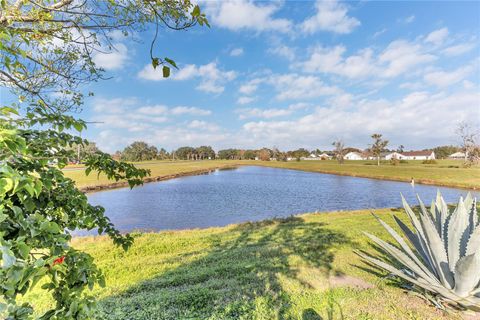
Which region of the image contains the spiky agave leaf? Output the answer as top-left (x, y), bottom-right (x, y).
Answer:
top-left (447, 198), bottom-right (471, 270)
top-left (361, 192), bottom-right (480, 310)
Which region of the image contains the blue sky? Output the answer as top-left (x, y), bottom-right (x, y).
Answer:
top-left (26, 1), bottom-right (480, 152)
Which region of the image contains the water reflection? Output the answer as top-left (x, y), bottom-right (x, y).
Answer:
top-left (85, 166), bottom-right (479, 233)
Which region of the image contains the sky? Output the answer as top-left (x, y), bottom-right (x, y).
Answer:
top-left (14, 1), bottom-right (480, 152)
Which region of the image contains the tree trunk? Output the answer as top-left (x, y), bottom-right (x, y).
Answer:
top-left (377, 156), bottom-right (380, 166)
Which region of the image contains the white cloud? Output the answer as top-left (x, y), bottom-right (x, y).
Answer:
top-left (239, 78), bottom-right (263, 95)
top-left (137, 105), bottom-right (169, 115)
top-left (138, 62), bottom-right (236, 94)
top-left (268, 74), bottom-right (341, 100)
top-left (239, 90), bottom-right (480, 150)
top-left (400, 15), bottom-right (415, 24)
top-left (93, 43), bottom-right (128, 71)
top-left (170, 106), bottom-right (212, 116)
top-left (92, 97), bottom-right (138, 114)
top-left (268, 45), bottom-right (296, 61)
top-left (424, 27), bottom-right (449, 46)
top-left (238, 73), bottom-right (341, 101)
top-left (236, 108), bottom-right (293, 119)
top-left (299, 45), bottom-right (377, 79)
top-left (378, 40), bottom-right (436, 78)
top-left (204, 0), bottom-right (292, 33)
top-left (297, 38), bottom-right (437, 80)
top-left (424, 65), bottom-right (474, 87)
top-left (236, 103), bottom-right (308, 119)
top-left (373, 28), bottom-right (387, 38)
top-left (442, 42), bottom-right (475, 56)
top-left (301, 0), bottom-right (360, 34)
top-left (230, 47), bottom-right (244, 56)
top-left (237, 96), bottom-right (256, 105)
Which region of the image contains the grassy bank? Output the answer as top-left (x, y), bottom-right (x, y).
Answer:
top-left (65, 159), bottom-right (480, 191)
top-left (64, 160), bottom-right (241, 190)
top-left (257, 159), bottom-right (479, 190)
top-left (26, 209), bottom-right (465, 319)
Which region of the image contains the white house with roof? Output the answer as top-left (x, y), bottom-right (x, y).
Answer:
top-left (344, 151), bottom-right (366, 160)
top-left (448, 152), bottom-right (465, 159)
top-left (401, 150), bottom-right (435, 160)
top-left (385, 152), bottom-right (405, 160)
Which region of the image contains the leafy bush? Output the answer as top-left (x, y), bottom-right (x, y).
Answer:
top-left (390, 158), bottom-right (400, 166)
top-left (399, 160), bottom-right (409, 164)
top-left (0, 107), bottom-right (149, 318)
top-left (359, 193), bottom-right (480, 311)
top-left (422, 159), bottom-right (438, 164)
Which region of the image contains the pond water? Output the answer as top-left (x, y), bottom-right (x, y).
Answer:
top-left (85, 166), bottom-right (479, 233)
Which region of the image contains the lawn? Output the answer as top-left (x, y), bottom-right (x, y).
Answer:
top-left (48, 158), bottom-right (479, 318)
top-left (26, 209), bottom-right (466, 319)
top-left (256, 159), bottom-right (479, 190)
top-left (64, 160), bottom-right (241, 189)
top-left (65, 159), bottom-right (480, 190)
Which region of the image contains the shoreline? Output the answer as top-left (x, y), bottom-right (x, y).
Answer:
top-left (77, 162), bottom-right (478, 193)
top-left (79, 164), bottom-right (240, 193)
top-left (255, 163), bottom-right (478, 191)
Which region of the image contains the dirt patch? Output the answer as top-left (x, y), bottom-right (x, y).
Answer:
top-left (328, 274), bottom-right (374, 289)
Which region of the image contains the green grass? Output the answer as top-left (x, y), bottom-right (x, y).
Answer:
top-left (257, 159), bottom-right (479, 190)
top-left (26, 209), bottom-right (463, 319)
top-left (64, 159), bottom-right (480, 190)
top-left (64, 160), bottom-right (240, 188)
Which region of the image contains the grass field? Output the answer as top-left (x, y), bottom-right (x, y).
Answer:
top-left (48, 159), bottom-right (480, 318)
top-left (26, 209), bottom-right (468, 319)
top-left (65, 159), bottom-right (480, 190)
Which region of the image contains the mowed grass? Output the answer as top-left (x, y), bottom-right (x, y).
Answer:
top-left (26, 209), bottom-right (466, 319)
top-left (64, 160), bottom-right (241, 188)
top-left (257, 159), bottom-right (480, 190)
top-left (65, 159), bottom-right (480, 190)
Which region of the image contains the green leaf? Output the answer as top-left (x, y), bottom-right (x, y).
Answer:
top-left (1, 245), bottom-right (16, 268)
top-left (0, 178), bottom-right (14, 196)
top-left (164, 57), bottom-right (178, 69)
top-left (151, 57), bottom-right (160, 69)
top-left (192, 5), bottom-right (200, 17)
top-left (162, 66), bottom-right (170, 78)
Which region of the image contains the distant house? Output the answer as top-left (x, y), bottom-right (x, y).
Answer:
top-left (448, 152), bottom-right (465, 159)
top-left (318, 153), bottom-right (332, 160)
top-left (385, 152), bottom-right (405, 160)
top-left (301, 153), bottom-right (332, 160)
top-left (401, 150), bottom-right (435, 160)
top-left (344, 151), bottom-right (366, 160)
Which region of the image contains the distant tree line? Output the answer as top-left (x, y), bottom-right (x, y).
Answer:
top-left (100, 121), bottom-right (480, 165)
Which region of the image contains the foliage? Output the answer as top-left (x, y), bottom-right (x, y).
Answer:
top-left (369, 134), bottom-right (389, 166)
top-left (258, 148), bottom-right (272, 161)
top-left (390, 157), bottom-right (400, 166)
top-left (422, 159), bottom-right (438, 165)
top-left (0, 0), bottom-right (209, 318)
top-left (0, 0), bottom-right (209, 112)
top-left (121, 141), bottom-right (159, 162)
top-left (286, 148), bottom-right (310, 159)
top-left (456, 122), bottom-right (480, 166)
top-left (0, 107), bottom-right (150, 319)
top-left (66, 141), bottom-right (100, 163)
top-left (217, 149), bottom-right (240, 160)
top-left (359, 192), bottom-right (480, 311)
top-left (332, 140), bottom-right (346, 164)
top-left (433, 145), bottom-right (460, 159)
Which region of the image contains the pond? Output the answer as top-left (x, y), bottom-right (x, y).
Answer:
top-left (85, 166), bottom-right (479, 233)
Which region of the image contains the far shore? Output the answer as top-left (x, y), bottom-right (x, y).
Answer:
top-left (65, 159), bottom-right (480, 193)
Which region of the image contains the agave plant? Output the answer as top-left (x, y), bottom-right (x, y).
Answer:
top-left (359, 192), bottom-right (480, 310)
